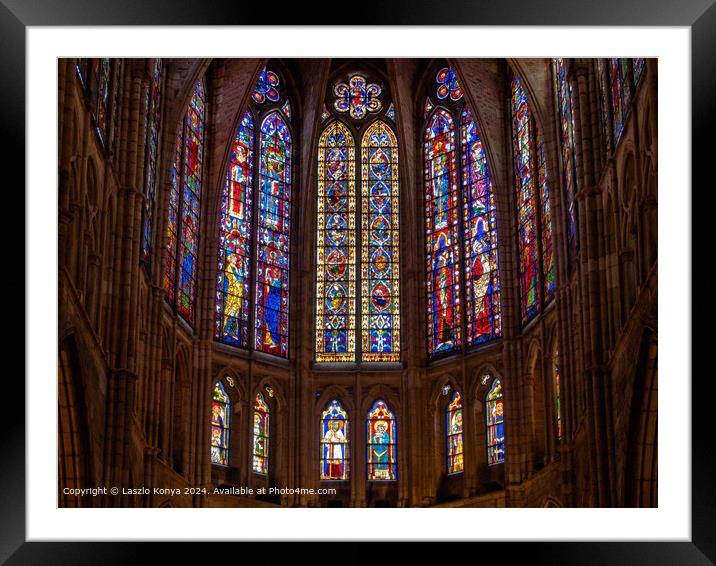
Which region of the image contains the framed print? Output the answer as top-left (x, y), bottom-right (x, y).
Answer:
top-left (5, 0), bottom-right (712, 560)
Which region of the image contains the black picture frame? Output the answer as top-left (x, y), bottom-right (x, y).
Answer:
top-left (6, 0), bottom-right (711, 561)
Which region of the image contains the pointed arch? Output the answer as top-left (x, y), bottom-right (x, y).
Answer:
top-left (360, 119), bottom-right (400, 361)
top-left (486, 377), bottom-right (505, 465)
top-left (366, 399), bottom-right (397, 481)
top-left (460, 107), bottom-right (501, 345)
top-left (164, 78), bottom-right (206, 326)
top-left (211, 381), bottom-right (230, 466)
top-left (254, 110), bottom-right (292, 357)
top-left (215, 110), bottom-right (255, 347)
top-left (424, 107), bottom-right (462, 356)
top-left (252, 392), bottom-right (270, 475)
top-left (320, 399), bottom-right (351, 480)
top-left (446, 390), bottom-right (464, 474)
top-left (315, 120), bottom-right (357, 362)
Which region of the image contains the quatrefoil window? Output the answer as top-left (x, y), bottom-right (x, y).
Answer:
top-left (333, 75), bottom-right (382, 119)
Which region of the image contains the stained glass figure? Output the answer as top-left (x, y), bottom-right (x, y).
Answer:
top-left (366, 400), bottom-right (397, 480)
top-left (316, 121), bottom-right (356, 362)
top-left (554, 59), bottom-right (578, 260)
top-left (424, 97), bottom-right (434, 120)
top-left (446, 391), bottom-right (464, 474)
top-left (254, 112), bottom-right (292, 357)
top-left (141, 58), bottom-right (163, 266)
top-left (320, 400), bottom-right (350, 480)
top-left (211, 382), bottom-right (230, 466)
top-left (553, 344), bottom-right (562, 441)
top-left (461, 108), bottom-right (501, 345)
top-left (436, 67), bottom-right (464, 101)
top-left (253, 393), bottom-right (269, 474)
top-left (165, 79), bottom-right (206, 326)
top-left (320, 104), bottom-right (331, 123)
top-left (511, 75), bottom-right (541, 323)
top-left (252, 68), bottom-right (280, 104)
top-left (334, 75), bottom-right (382, 120)
top-left (385, 103), bottom-right (396, 121)
top-left (215, 111), bottom-right (254, 347)
top-left (486, 378), bottom-right (504, 465)
top-left (281, 99), bottom-right (292, 120)
top-left (424, 109), bottom-right (462, 355)
top-left (361, 121), bottom-right (400, 362)
top-left (93, 58), bottom-right (112, 146)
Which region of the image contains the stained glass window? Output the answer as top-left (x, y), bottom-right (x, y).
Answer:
top-left (316, 121), bottom-right (356, 362)
top-left (93, 58), bottom-right (112, 147)
top-left (254, 112), bottom-right (292, 357)
top-left (366, 400), bottom-right (397, 480)
top-left (597, 58), bottom-right (637, 155)
top-left (538, 135), bottom-right (555, 302)
top-left (211, 382), bottom-right (230, 466)
top-left (253, 393), bottom-right (269, 475)
top-left (213, 68), bottom-right (295, 359)
top-left (553, 344), bottom-right (562, 441)
top-left (424, 108), bottom-right (462, 355)
top-left (164, 79), bottom-right (206, 326)
top-left (320, 400), bottom-right (350, 480)
top-left (252, 68), bottom-right (280, 104)
top-left (141, 58), bottom-right (163, 266)
top-left (446, 391), bottom-right (464, 474)
top-left (215, 111), bottom-right (254, 347)
top-left (608, 58), bottom-right (627, 143)
top-left (385, 103), bottom-right (396, 121)
top-left (361, 121), bottom-right (400, 362)
top-left (436, 67), bottom-right (463, 101)
top-left (511, 76), bottom-right (541, 323)
top-left (281, 99), bottom-right (292, 120)
top-left (320, 104), bottom-right (330, 123)
top-left (554, 59), bottom-right (578, 260)
top-left (486, 378), bottom-right (505, 465)
top-left (333, 75), bottom-right (382, 119)
top-left (461, 108), bottom-right (501, 345)
top-left (424, 97), bottom-right (434, 120)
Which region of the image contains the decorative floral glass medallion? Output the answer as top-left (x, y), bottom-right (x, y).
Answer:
top-left (333, 75), bottom-right (382, 120)
top-left (436, 67), bottom-right (464, 101)
top-left (252, 68), bottom-right (280, 104)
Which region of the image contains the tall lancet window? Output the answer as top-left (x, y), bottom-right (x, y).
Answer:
top-left (446, 390), bottom-right (464, 474)
top-left (254, 112), bottom-right (292, 357)
top-left (510, 74), bottom-right (555, 324)
top-left (423, 65), bottom-right (501, 358)
top-left (315, 71), bottom-right (400, 363)
top-left (164, 79), bottom-right (206, 326)
top-left (316, 121), bottom-right (356, 362)
top-left (320, 400), bottom-right (350, 480)
top-left (554, 58), bottom-right (578, 264)
top-left (361, 120), bottom-right (400, 362)
top-left (366, 400), bottom-right (397, 481)
top-left (486, 378), bottom-right (505, 465)
top-left (252, 393), bottom-right (270, 475)
top-left (216, 112), bottom-right (254, 347)
top-left (210, 382), bottom-right (230, 466)
top-left (214, 66), bottom-right (293, 359)
top-left (141, 58), bottom-right (163, 267)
